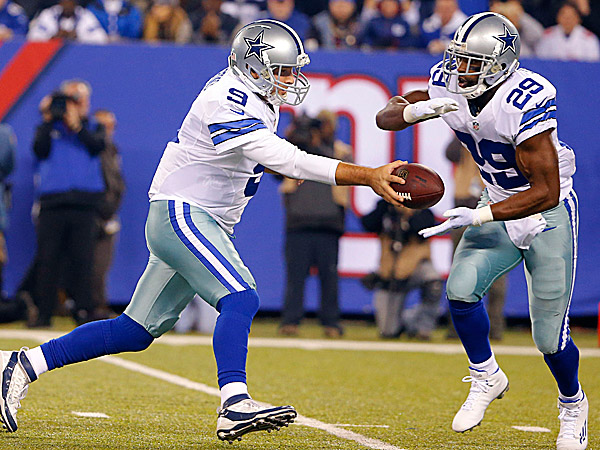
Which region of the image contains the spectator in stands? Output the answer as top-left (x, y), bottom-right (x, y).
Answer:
top-left (190, 0), bottom-right (238, 44)
top-left (420, 0), bottom-right (466, 54)
top-left (221, 0), bottom-right (264, 25)
top-left (306, 0), bottom-right (361, 50)
top-left (28, 0), bottom-right (108, 43)
top-left (444, 136), bottom-right (507, 341)
top-left (91, 109), bottom-right (125, 319)
top-left (536, 1), bottom-right (600, 61)
top-left (361, 201), bottom-right (442, 340)
top-left (360, 0), bottom-right (419, 50)
top-left (278, 111), bottom-right (352, 339)
top-left (143, 0), bottom-right (192, 43)
top-left (294, 0), bottom-right (328, 17)
top-left (264, 0), bottom-right (310, 41)
top-left (0, 0), bottom-right (28, 39)
top-left (88, 0), bottom-right (144, 41)
top-left (31, 79), bottom-right (106, 327)
top-left (490, 0), bottom-right (543, 57)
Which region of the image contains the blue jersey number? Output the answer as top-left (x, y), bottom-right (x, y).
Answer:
top-left (455, 131), bottom-right (528, 189)
top-left (227, 88), bottom-right (248, 107)
top-left (244, 164), bottom-right (264, 197)
top-left (506, 77), bottom-right (544, 110)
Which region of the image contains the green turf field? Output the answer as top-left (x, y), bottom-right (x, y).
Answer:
top-left (0, 318), bottom-right (597, 450)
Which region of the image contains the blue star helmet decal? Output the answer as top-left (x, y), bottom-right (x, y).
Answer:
top-left (244, 30), bottom-right (275, 64)
top-left (493, 23), bottom-right (518, 55)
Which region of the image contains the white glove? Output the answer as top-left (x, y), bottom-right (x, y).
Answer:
top-left (403, 97), bottom-right (459, 123)
top-left (418, 206), bottom-right (494, 239)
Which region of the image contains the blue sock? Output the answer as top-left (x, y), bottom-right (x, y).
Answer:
top-left (41, 314), bottom-right (154, 371)
top-left (544, 338), bottom-right (581, 398)
top-left (213, 289), bottom-right (260, 389)
top-left (449, 299), bottom-right (492, 364)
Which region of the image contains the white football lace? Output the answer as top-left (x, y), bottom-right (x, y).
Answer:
top-left (460, 376), bottom-right (490, 411)
top-left (558, 404), bottom-right (581, 439)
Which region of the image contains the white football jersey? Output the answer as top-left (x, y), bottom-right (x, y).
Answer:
top-left (428, 63), bottom-right (576, 204)
top-left (149, 68), bottom-right (339, 234)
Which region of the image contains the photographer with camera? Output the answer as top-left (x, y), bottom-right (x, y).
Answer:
top-left (31, 79), bottom-right (106, 327)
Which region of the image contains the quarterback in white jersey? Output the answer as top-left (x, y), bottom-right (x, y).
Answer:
top-left (150, 67), bottom-right (338, 234)
top-left (0, 20), bottom-right (409, 444)
top-left (377, 12), bottom-right (587, 450)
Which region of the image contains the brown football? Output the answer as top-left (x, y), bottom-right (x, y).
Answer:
top-left (390, 163), bottom-right (445, 209)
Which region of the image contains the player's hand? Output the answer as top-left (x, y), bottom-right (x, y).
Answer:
top-left (418, 206), bottom-right (494, 238)
top-left (403, 97), bottom-right (459, 123)
top-left (369, 160), bottom-right (407, 206)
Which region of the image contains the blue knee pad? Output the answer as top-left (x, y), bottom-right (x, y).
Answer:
top-left (214, 289), bottom-right (260, 388)
top-left (41, 314), bottom-right (154, 371)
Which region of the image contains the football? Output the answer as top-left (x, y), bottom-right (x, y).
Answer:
top-left (390, 163), bottom-right (445, 209)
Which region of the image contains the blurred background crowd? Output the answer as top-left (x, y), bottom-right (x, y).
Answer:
top-left (0, 0), bottom-right (598, 61)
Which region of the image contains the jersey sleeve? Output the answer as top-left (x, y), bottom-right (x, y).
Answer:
top-left (240, 133), bottom-right (340, 185)
top-left (501, 73), bottom-right (558, 146)
top-left (427, 61), bottom-right (448, 99)
top-left (205, 98), bottom-right (271, 154)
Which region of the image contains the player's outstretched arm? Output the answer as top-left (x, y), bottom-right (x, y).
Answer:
top-left (490, 129), bottom-right (560, 221)
top-left (335, 160), bottom-right (407, 206)
top-left (376, 90), bottom-right (459, 131)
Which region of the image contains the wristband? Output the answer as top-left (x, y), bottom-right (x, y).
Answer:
top-left (473, 205), bottom-right (494, 226)
top-left (402, 104), bottom-right (417, 123)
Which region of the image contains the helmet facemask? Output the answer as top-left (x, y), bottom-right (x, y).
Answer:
top-left (261, 54), bottom-right (311, 106)
top-left (442, 42), bottom-right (519, 99)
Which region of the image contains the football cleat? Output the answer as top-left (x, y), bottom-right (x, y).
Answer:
top-left (0, 348), bottom-right (37, 432)
top-left (216, 394), bottom-right (296, 442)
top-left (452, 366), bottom-right (509, 432)
top-left (556, 393), bottom-right (588, 450)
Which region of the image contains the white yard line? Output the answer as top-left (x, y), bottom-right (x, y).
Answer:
top-left (72, 411), bottom-right (110, 419)
top-left (0, 328), bottom-right (598, 357)
top-left (101, 355), bottom-right (406, 450)
top-left (512, 426), bottom-right (551, 433)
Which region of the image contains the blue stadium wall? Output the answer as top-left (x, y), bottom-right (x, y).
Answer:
top-left (1, 39), bottom-right (599, 317)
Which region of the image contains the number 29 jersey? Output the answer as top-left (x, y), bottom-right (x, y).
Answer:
top-left (428, 63), bottom-right (576, 204)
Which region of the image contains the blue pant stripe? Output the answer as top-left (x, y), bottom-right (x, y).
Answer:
top-left (559, 191), bottom-right (578, 350)
top-left (167, 200), bottom-right (237, 293)
top-left (182, 203), bottom-right (250, 291)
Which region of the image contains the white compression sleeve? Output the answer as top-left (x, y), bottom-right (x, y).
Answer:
top-left (239, 133), bottom-right (340, 185)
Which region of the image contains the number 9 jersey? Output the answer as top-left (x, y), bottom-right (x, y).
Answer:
top-left (428, 62), bottom-right (576, 204)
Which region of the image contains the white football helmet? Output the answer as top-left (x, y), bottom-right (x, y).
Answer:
top-left (442, 12), bottom-right (520, 99)
top-left (229, 19), bottom-right (310, 106)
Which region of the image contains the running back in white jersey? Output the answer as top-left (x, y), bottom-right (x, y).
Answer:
top-left (149, 68), bottom-right (338, 234)
top-left (428, 63), bottom-right (576, 204)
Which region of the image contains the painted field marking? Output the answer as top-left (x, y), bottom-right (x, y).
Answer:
top-left (0, 329), bottom-right (599, 358)
top-left (512, 426), bottom-right (551, 433)
top-left (72, 411), bottom-right (110, 419)
top-left (333, 424), bottom-right (390, 428)
top-left (101, 356), bottom-right (406, 450)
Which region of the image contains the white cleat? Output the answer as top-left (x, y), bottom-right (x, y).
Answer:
top-left (452, 367), bottom-right (509, 433)
top-left (216, 394), bottom-right (296, 442)
top-left (556, 393), bottom-right (588, 450)
top-left (0, 348), bottom-right (37, 432)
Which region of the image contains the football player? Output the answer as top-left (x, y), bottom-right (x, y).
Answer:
top-left (0, 20), bottom-right (408, 442)
top-left (376, 12), bottom-right (586, 450)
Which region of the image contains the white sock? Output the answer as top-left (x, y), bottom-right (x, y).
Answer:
top-left (469, 354), bottom-right (499, 375)
top-left (559, 385), bottom-right (583, 404)
top-left (220, 382), bottom-right (249, 406)
top-left (25, 347), bottom-right (48, 377)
